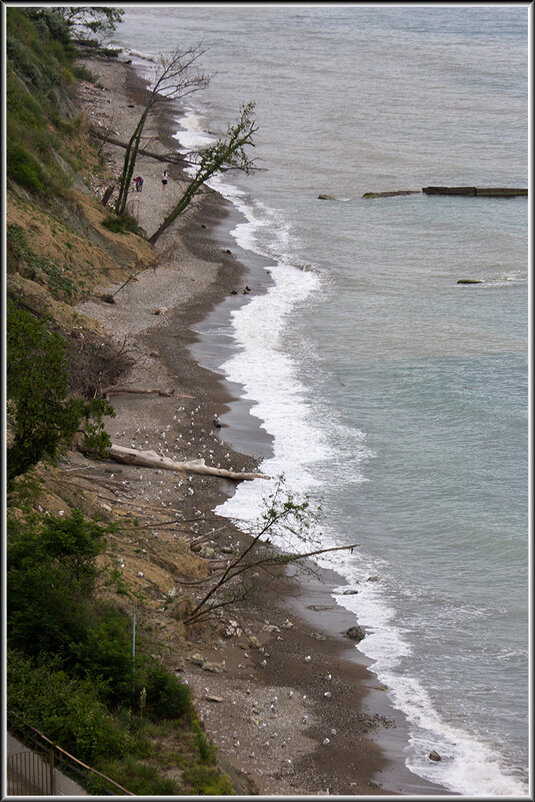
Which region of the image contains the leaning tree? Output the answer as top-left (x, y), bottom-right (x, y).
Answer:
top-left (149, 101), bottom-right (258, 244)
top-left (115, 44), bottom-right (210, 215)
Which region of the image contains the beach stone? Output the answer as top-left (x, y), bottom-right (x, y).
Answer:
top-left (318, 194), bottom-right (337, 200)
top-left (342, 588), bottom-right (359, 595)
top-left (224, 620), bottom-right (243, 638)
top-left (457, 278), bottom-right (483, 284)
top-left (346, 625), bottom-right (366, 642)
top-left (262, 624), bottom-right (280, 633)
top-left (199, 545), bottom-right (216, 559)
top-left (168, 598), bottom-right (194, 621)
top-left (154, 306), bottom-right (168, 315)
top-left (189, 653), bottom-right (205, 666)
top-left (429, 750), bottom-right (442, 762)
top-left (203, 661), bottom-right (224, 673)
top-left (310, 631), bottom-right (327, 640)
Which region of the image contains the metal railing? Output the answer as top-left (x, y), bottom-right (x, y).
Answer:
top-left (7, 712), bottom-right (134, 796)
top-left (7, 748), bottom-right (54, 795)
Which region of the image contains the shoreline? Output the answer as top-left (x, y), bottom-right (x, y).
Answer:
top-left (75, 52), bottom-right (449, 796)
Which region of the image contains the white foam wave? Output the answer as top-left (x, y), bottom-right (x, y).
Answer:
top-left (330, 563), bottom-right (529, 797)
top-left (122, 47), bottom-right (158, 63)
top-left (217, 263), bottom-right (331, 526)
top-left (173, 111), bottom-right (216, 163)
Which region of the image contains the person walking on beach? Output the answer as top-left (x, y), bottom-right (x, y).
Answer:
top-left (134, 175), bottom-right (144, 192)
top-left (161, 169), bottom-right (168, 189)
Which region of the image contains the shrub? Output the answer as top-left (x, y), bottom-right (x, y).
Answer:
top-left (102, 212), bottom-right (144, 235)
top-left (7, 143), bottom-right (47, 194)
top-left (141, 662), bottom-right (192, 721)
top-left (191, 718), bottom-right (217, 764)
top-left (7, 298), bottom-right (114, 481)
top-left (7, 651), bottom-right (133, 762)
top-left (7, 511), bottom-right (109, 659)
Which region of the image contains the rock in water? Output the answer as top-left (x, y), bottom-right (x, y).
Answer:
top-left (346, 625), bottom-right (366, 642)
top-left (429, 750), bottom-right (441, 762)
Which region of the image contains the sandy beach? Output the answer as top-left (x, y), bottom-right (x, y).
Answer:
top-left (73, 52), bottom-right (448, 797)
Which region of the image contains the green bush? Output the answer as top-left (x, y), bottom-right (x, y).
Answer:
top-left (7, 511), bottom-right (109, 659)
top-left (7, 299), bottom-right (114, 481)
top-left (72, 604), bottom-right (134, 706)
top-left (102, 212), bottom-right (144, 235)
top-left (191, 718), bottom-right (217, 763)
top-left (8, 651), bottom-right (134, 761)
top-left (141, 661), bottom-right (192, 721)
top-left (7, 143), bottom-right (47, 194)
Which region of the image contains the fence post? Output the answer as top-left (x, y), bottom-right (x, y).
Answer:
top-left (132, 603), bottom-right (136, 702)
top-left (49, 746), bottom-right (55, 795)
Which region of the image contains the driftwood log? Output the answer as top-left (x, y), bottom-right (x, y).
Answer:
top-left (102, 444), bottom-right (270, 481)
top-left (102, 386), bottom-right (176, 398)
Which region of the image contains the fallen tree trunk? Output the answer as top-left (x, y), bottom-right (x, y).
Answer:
top-left (102, 386), bottom-right (176, 397)
top-left (90, 127), bottom-right (193, 166)
top-left (98, 443), bottom-right (270, 481)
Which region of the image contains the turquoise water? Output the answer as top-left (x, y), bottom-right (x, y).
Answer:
top-left (113, 6), bottom-right (529, 795)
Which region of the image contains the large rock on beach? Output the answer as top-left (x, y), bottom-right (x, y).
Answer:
top-left (346, 625), bottom-right (366, 642)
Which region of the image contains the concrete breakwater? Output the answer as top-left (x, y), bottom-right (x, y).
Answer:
top-left (422, 186), bottom-right (527, 197)
top-left (360, 186), bottom-right (527, 199)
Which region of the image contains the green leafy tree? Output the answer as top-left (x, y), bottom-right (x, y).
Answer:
top-left (115, 45), bottom-right (209, 215)
top-left (6, 299), bottom-right (114, 483)
top-left (149, 101), bottom-right (258, 245)
top-left (7, 510), bottom-right (108, 658)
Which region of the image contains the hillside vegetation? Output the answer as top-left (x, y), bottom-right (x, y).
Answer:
top-left (5, 7), bottom-right (235, 794)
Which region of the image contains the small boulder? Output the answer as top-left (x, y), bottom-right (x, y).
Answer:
top-left (154, 307), bottom-right (168, 315)
top-left (429, 750), bottom-right (441, 762)
top-left (346, 625), bottom-right (366, 642)
top-left (318, 194), bottom-right (337, 200)
top-left (202, 661), bottom-right (224, 674)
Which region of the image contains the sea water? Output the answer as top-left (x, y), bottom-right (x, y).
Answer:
top-left (112, 6), bottom-right (529, 795)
